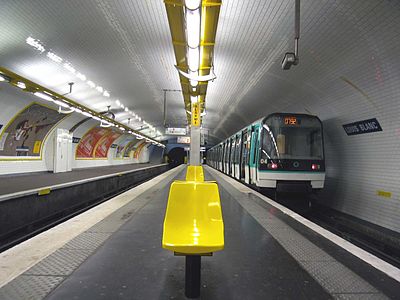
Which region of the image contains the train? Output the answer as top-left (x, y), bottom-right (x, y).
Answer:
top-left (207, 113), bottom-right (325, 193)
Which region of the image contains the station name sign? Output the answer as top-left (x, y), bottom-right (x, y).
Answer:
top-left (342, 118), bottom-right (382, 136)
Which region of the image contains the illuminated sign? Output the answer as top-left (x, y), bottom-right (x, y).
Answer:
top-left (177, 136), bottom-right (191, 144)
top-left (284, 116), bottom-right (298, 125)
top-left (191, 102), bottom-right (200, 127)
top-left (343, 118), bottom-right (382, 136)
top-left (165, 127), bottom-right (186, 135)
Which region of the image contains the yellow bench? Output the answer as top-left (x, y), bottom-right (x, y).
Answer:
top-left (162, 165), bottom-right (224, 298)
top-left (162, 180), bottom-right (224, 254)
top-left (185, 165), bottom-right (205, 182)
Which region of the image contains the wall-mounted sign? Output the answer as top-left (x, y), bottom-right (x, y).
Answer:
top-left (343, 118), bottom-right (382, 136)
top-left (191, 102), bottom-right (200, 127)
top-left (177, 136), bottom-right (191, 144)
top-left (165, 127), bottom-right (186, 135)
top-left (72, 137), bottom-right (81, 143)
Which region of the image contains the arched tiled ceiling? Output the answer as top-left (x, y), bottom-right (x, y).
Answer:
top-left (204, 0), bottom-right (400, 139)
top-left (1, 0), bottom-right (399, 142)
top-left (0, 0), bottom-right (187, 138)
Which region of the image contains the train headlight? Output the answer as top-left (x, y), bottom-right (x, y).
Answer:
top-left (311, 164), bottom-right (320, 170)
top-left (267, 163), bottom-right (278, 169)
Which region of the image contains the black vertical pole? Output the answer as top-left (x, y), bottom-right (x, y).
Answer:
top-left (185, 255), bottom-right (201, 298)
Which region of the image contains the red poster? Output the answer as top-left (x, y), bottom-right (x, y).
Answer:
top-left (94, 131), bottom-right (121, 158)
top-left (76, 127), bottom-right (110, 158)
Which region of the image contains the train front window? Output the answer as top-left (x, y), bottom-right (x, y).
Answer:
top-left (262, 115), bottom-right (323, 160)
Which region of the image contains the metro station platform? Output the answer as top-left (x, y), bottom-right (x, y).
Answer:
top-left (0, 165), bottom-right (399, 299)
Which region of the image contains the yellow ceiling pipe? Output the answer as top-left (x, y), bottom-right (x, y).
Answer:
top-left (0, 67), bottom-right (165, 147)
top-left (165, 0), bottom-right (221, 124)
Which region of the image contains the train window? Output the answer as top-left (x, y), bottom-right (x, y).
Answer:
top-left (262, 115), bottom-right (323, 160)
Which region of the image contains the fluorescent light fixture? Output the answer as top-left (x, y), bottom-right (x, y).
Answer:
top-left (138, 117), bottom-right (141, 122)
top-left (16, 82), bottom-right (26, 89)
top-left (81, 111), bottom-right (92, 118)
top-left (0, 74), bottom-right (8, 82)
top-left (76, 72), bottom-right (86, 81)
top-left (121, 104), bottom-right (125, 109)
top-left (201, 111), bottom-right (206, 116)
top-left (190, 95), bottom-right (198, 103)
top-left (120, 127), bottom-right (125, 131)
top-left (186, 8), bottom-right (201, 48)
top-left (58, 106), bottom-right (75, 114)
top-left (100, 120), bottom-right (112, 128)
top-left (87, 81), bottom-right (96, 88)
top-left (92, 115), bottom-right (101, 121)
top-left (34, 91), bottom-right (53, 101)
top-left (26, 36), bottom-right (45, 53)
top-left (176, 67), bottom-right (216, 82)
top-left (96, 86), bottom-right (104, 93)
top-left (185, 0), bottom-right (201, 9)
top-left (103, 90), bottom-right (110, 97)
top-left (54, 100), bottom-right (70, 108)
top-left (75, 108), bottom-right (82, 113)
top-left (186, 110), bottom-right (192, 115)
top-left (189, 70), bottom-right (198, 87)
top-left (188, 47), bottom-right (200, 71)
top-left (63, 63), bottom-right (76, 74)
top-left (124, 107), bottom-right (129, 112)
top-left (115, 99), bottom-right (121, 106)
top-left (47, 51), bottom-right (63, 63)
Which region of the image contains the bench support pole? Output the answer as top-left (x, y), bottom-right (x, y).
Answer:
top-left (185, 255), bottom-right (201, 298)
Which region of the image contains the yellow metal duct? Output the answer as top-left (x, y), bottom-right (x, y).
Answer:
top-left (165, 0), bottom-right (221, 124)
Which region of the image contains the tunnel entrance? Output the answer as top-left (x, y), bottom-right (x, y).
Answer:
top-left (167, 147), bottom-right (186, 166)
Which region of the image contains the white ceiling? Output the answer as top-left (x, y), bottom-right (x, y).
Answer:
top-left (1, 0), bottom-right (399, 142)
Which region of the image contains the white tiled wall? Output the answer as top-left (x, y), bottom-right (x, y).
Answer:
top-left (211, 0), bottom-right (400, 233)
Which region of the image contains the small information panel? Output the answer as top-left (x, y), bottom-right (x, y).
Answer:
top-left (177, 136), bottom-right (191, 144)
top-left (191, 102), bottom-right (200, 127)
top-left (165, 127), bottom-right (186, 135)
top-left (343, 118), bottom-right (382, 136)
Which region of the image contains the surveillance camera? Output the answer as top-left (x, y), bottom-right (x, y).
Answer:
top-left (281, 52), bottom-right (297, 70)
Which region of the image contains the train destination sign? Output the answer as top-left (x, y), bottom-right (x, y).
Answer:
top-left (343, 118), bottom-right (382, 136)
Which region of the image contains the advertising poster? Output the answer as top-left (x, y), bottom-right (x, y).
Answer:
top-left (115, 137), bottom-right (136, 159)
top-left (0, 103), bottom-right (65, 157)
top-left (76, 127), bottom-right (110, 158)
top-left (94, 131), bottom-right (121, 158)
top-left (123, 140), bottom-right (139, 158)
top-left (133, 141), bottom-right (148, 159)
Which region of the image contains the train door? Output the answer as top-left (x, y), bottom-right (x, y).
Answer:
top-left (234, 135), bottom-right (241, 179)
top-left (230, 137), bottom-right (235, 176)
top-left (224, 140), bottom-right (229, 174)
top-left (249, 126), bottom-right (259, 185)
top-left (220, 144), bottom-right (223, 171)
top-left (242, 129), bottom-right (251, 184)
top-left (239, 129), bottom-right (249, 181)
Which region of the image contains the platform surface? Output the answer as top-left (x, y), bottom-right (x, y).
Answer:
top-left (0, 162), bottom-right (159, 196)
top-left (0, 165), bottom-right (399, 299)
